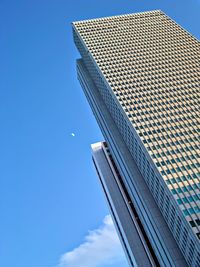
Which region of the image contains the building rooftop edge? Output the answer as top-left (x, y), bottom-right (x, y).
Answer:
top-left (72, 9), bottom-right (162, 25)
top-left (91, 141), bottom-right (104, 151)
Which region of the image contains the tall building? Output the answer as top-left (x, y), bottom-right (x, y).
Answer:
top-left (72, 10), bottom-right (200, 267)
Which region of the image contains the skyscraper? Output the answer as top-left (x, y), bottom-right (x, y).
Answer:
top-left (72, 10), bottom-right (200, 267)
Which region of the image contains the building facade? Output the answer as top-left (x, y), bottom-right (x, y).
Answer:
top-left (72, 10), bottom-right (200, 267)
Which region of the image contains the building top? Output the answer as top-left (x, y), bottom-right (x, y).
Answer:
top-left (73, 10), bottom-right (162, 24)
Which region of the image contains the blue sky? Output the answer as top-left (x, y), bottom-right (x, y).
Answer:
top-left (0, 1), bottom-right (200, 267)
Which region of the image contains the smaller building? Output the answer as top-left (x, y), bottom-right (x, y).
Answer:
top-left (92, 141), bottom-right (188, 267)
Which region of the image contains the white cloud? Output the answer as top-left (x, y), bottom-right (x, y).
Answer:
top-left (71, 133), bottom-right (75, 137)
top-left (56, 215), bottom-right (126, 267)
